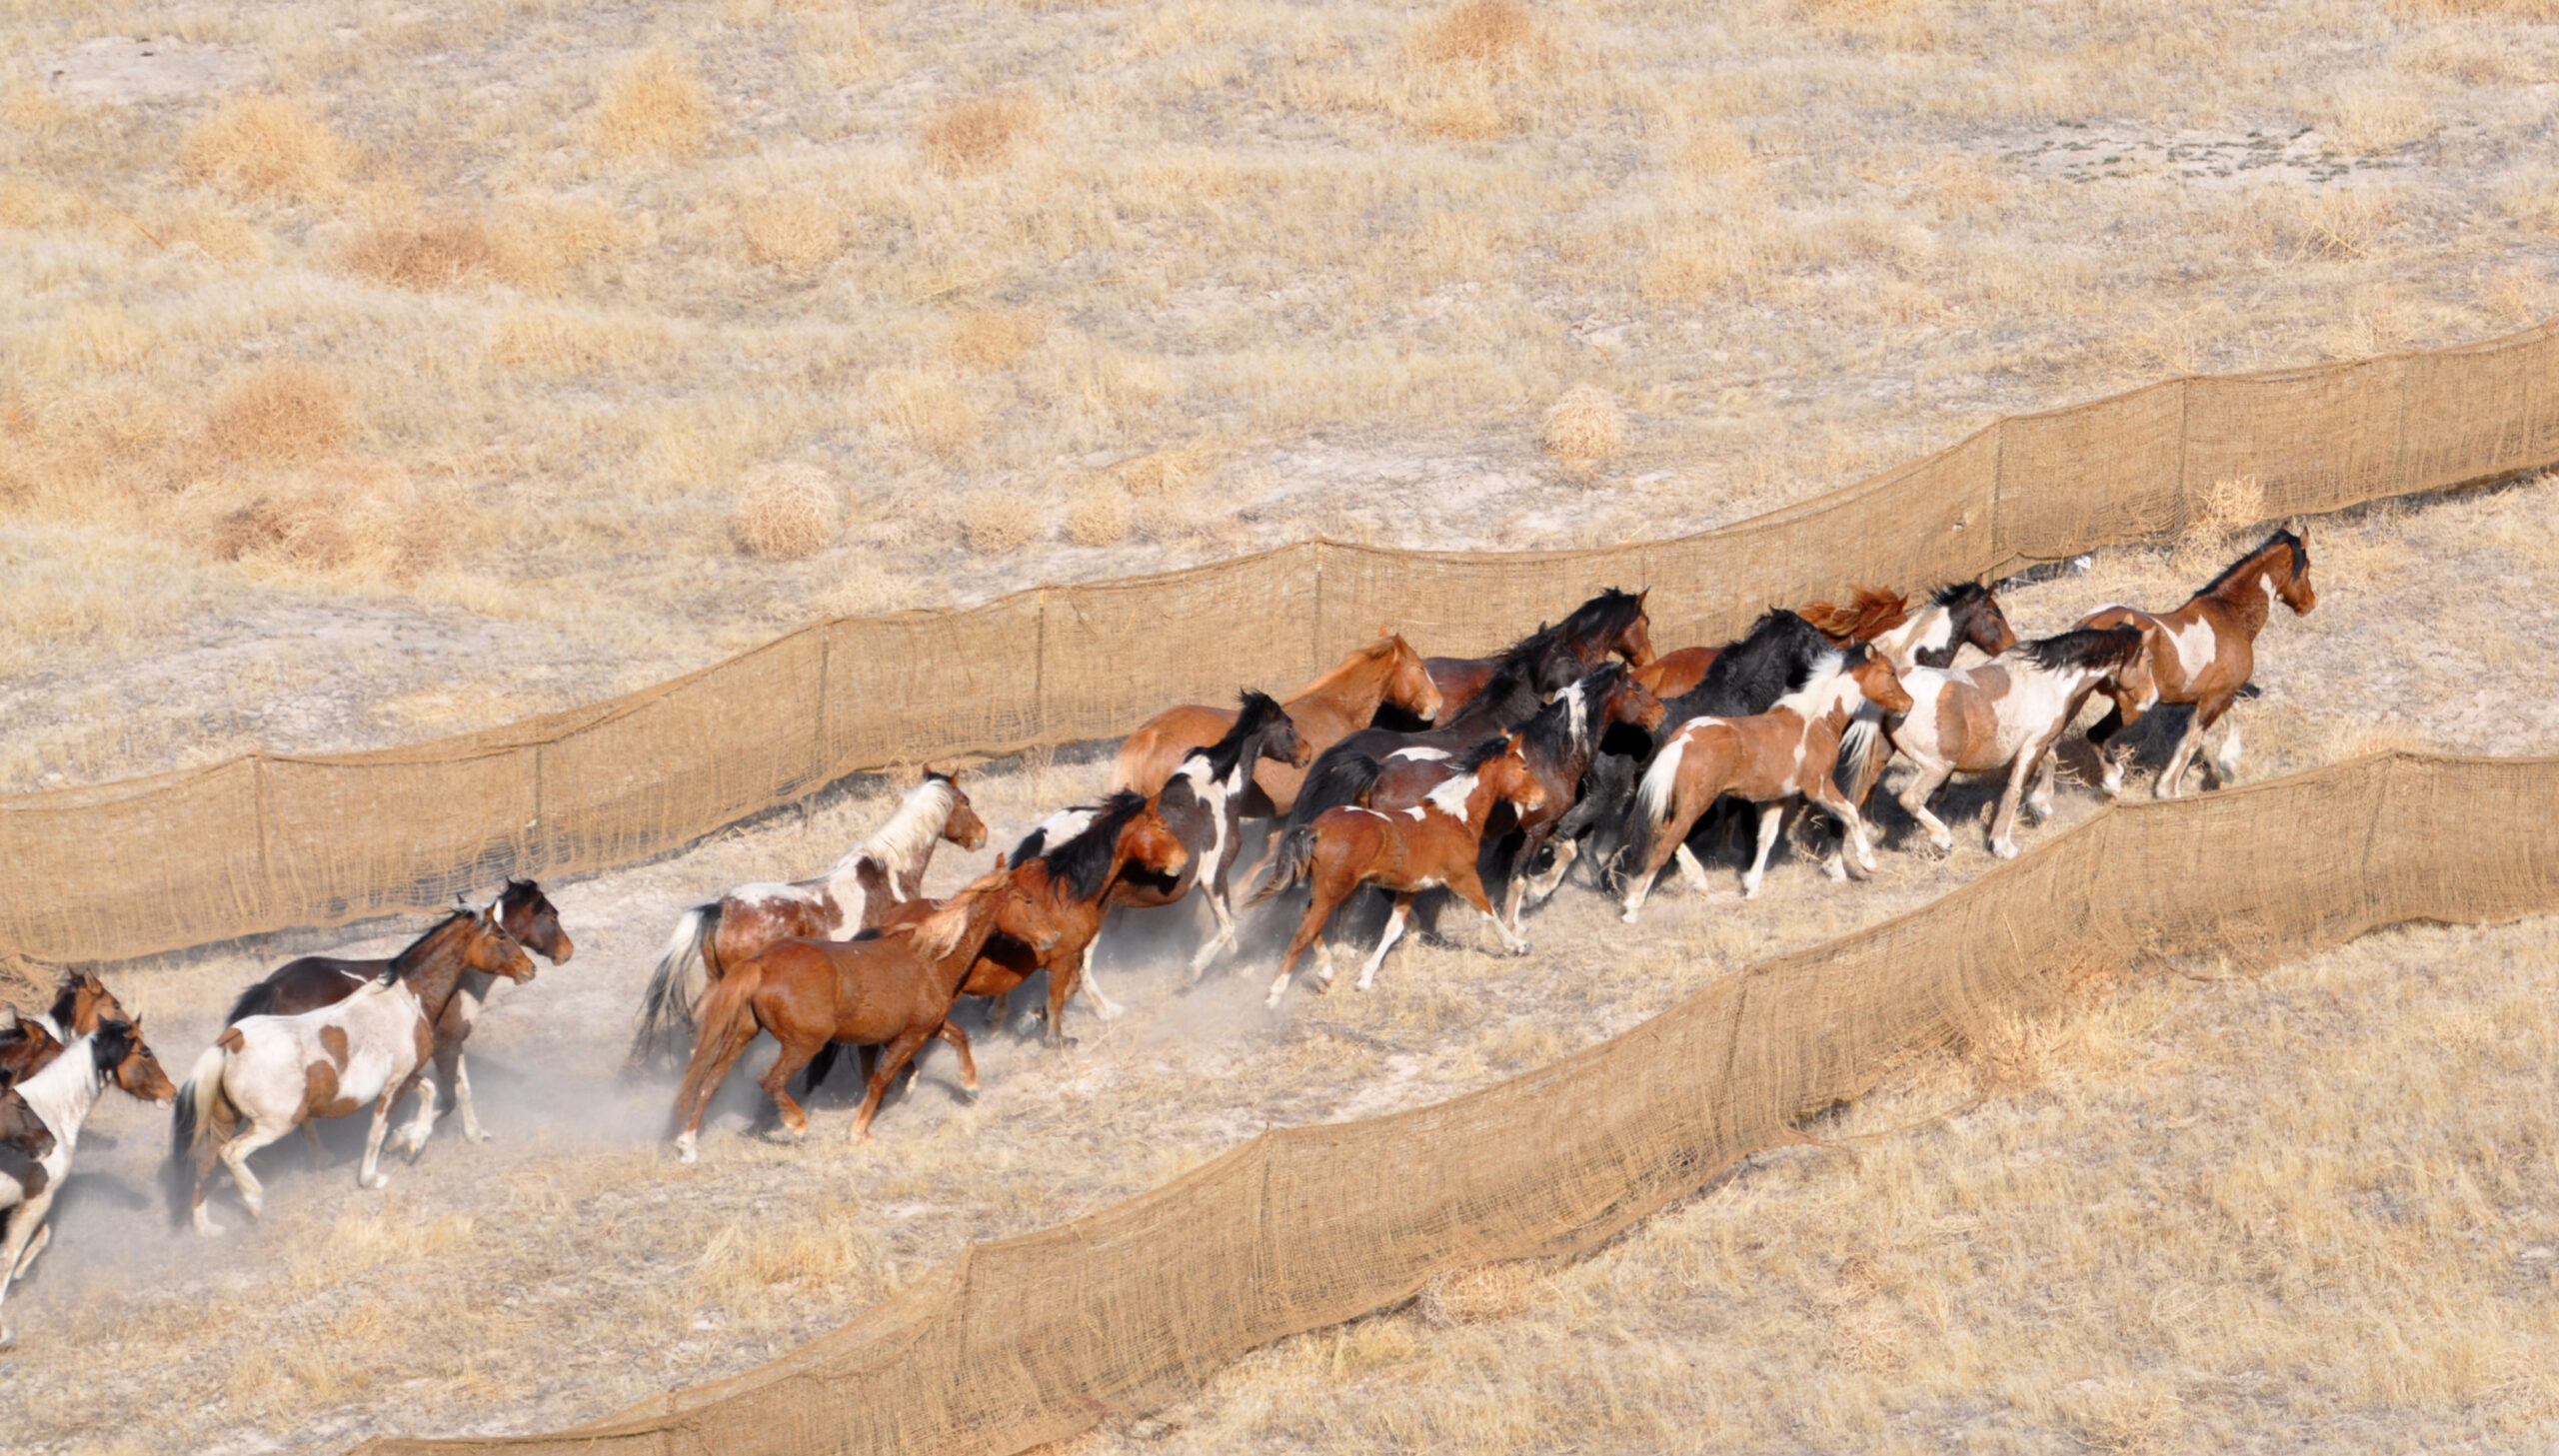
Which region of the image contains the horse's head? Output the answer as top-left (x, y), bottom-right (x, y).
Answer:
top-left (1378, 631), bottom-right (1445, 724)
top-left (1240, 692), bottom-right (1312, 769)
top-left (1844, 647), bottom-right (1913, 717)
top-left (463, 902), bottom-right (540, 984)
top-left (1610, 590), bottom-right (1655, 668)
top-left (1597, 664), bottom-right (1666, 734)
top-left (499, 878), bottom-right (575, 964)
top-left (1480, 732), bottom-right (1548, 814)
top-left (936, 770), bottom-right (991, 851)
top-left (1950, 582), bottom-right (2018, 658)
top-left (99, 1017), bottom-right (178, 1108)
top-left (2272, 529), bottom-right (2316, 616)
top-left (56, 970), bottom-right (130, 1036)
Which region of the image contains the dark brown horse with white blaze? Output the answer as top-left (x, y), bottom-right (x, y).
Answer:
top-left (218, 881), bottom-right (569, 1146)
top-left (2078, 529), bottom-right (2315, 797)
top-left (672, 869), bottom-right (1023, 1158)
top-left (958, 792), bottom-right (1191, 1045)
top-left (1251, 731), bottom-right (1548, 1007)
top-left (1111, 634), bottom-right (1442, 815)
top-left (0, 1019), bottom-right (177, 1348)
top-left (631, 771), bottom-right (988, 1067)
top-left (1421, 589), bottom-right (1653, 727)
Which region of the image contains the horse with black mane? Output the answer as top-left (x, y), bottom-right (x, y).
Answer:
top-left (955, 791), bottom-right (1190, 1046)
top-left (1, 1019), bottom-right (177, 1347)
top-left (1421, 589), bottom-right (1653, 726)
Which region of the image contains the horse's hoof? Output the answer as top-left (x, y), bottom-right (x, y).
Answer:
top-left (1991, 840), bottom-right (2019, 860)
top-left (674, 1135), bottom-right (699, 1163)
top-left (194, 1220), bottom-right (226, 1239)
top-left (364, 1174), bottom-right (390, 1190)
top-left (0, 1326), bottom-right (14, 1350)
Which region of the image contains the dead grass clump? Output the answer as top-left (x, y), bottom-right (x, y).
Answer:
top-left (1417, 1261), bottom-right (1536, 1326)
top-left (731, 462), bottom-right (841, 559)
top-left (740, 195), bottom-right (841, 272)
top-left (212, 456), bottom-right (461, 580)
top-left (181, 97), bottom-right (349, 202)
top-left (341, 218), bottom-right (517, 292)
top-left (1064, 486), bottom-right (1133, 546)
top-left (921, 97), bottom-right (1038, 175)
top-left (2481, 267), bottom-right (2550, 324)
top-left (591, 46), bottom-right (713, 158)
top-left (1, 87), bottom-right (70, 134)
top-left (2053, 1373), bottom-right (2184, 1454)
top-left (205, 366), bottom-right (352, 465)
top-left (2318, 80), bottom-right (2435, 155)
top-left (872, 368), bottom-right (982, 461)
top-left (1114, 441), bottom-right (1219, 497)
top-left (2184, 472), bottom-right (2264, 543)
top-left (1541, 383), bottom-right (1622, 464)
top-left (1416, 0), bottom-right (1537, 68)
top-left (961, 488), bottom-right (1043, 552)
top-left (948, 309), bottom-right (1045, 371)
top-left (1418, 92), bottom-right (1509, 141)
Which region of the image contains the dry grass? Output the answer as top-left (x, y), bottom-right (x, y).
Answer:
top-left (211, 457), bottom-right (463, 581)
top-left (948, 309), bottom-right (1045, 372)
top-left (961, 487), bottom-right (1044, 552)
top-left (920, 97), bottom-right (1038, 175)
top-left (1063, 485), bottom-right (1134, 546)
top-left (180, 97), bottom-right (349, 202)
top-left (590, 46), bottom-right (714, 159)
top-left (341, 218), bottom-right (525, 292)
top-left (204, 366), bottom-right (353, 466)
top-left (1540, 383), bottom-right (1622, 465)
top-left (1415, 0), bottom-right (1539, 69)
top-left (730, 462), bottom-right (841, 559)
top-left (739, 195), bottom-right (842, 272)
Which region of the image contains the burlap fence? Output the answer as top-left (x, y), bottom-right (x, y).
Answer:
top-left (5, 321), bottom-right (2557, 965)
top-left (351, 747), bottom-right (2559, 1456)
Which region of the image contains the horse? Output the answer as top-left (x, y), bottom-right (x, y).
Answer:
top-left (1097, 692), bottom-right (1307, 987)
top-left (959, 792), bottom-right (1191, 1046)
top-left (0, 1019), bottom-right (176, 1348)
top-left (17, 970), bottom-right (133, 1045)
top-left (173, 903), bottom-right (535, 1235)
top-left (1110, 634), bottom-right (1443, 815)
top-left (1249, 731), bottom-right (1547, 1006)
top-left (1421, 589), bottom-right (1653, 727)
top-left (1867, 626), bottom-right (2156, 859)
top-left (2078, 529), bottom-right (2315, 797)
top-left (222, 881), bottom-right (570, 1145)
top-left (0, 1010), bottom-right (59, 1095)
top-left (1615, 646), bottom-right (1913, 921)
top-left (671, 870), bottom-right (1022, 1159)
top-left (1635, 583), bottom-right (2015, 698)
top-left (632, 770), bottom-right (988, 1067)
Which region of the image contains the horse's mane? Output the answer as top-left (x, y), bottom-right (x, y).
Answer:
top-left (1032, 790), bottom-right (1153, 902)
top-left (1193, 691), bottom-right (1289, 782)
top-left (838, 775), bottom-right (961, 879)
top-left (897, 873), bottom-right (1004, 962)
top-left (1451, 731), bottom-right (1517, 775)
top-left (2197, 529), bottom-right (2307, 599)
top-left (389, 908), bottom-right (480, 975)
top-left (1556, 589), bottom-right (1644, 651)
top-left (1931, 581), bottom-right (1991, 612)
top-left (45, 972), bottom-right (90, 1029)
top-left (1769, 649), bottom-right (1849, 716)
top-left (1798, 587), bottom-right (1908, 645)
top-left (1522, 664), bottom-right (1619, 761)
top-left (2019, 625), bottom-right (2145, 675)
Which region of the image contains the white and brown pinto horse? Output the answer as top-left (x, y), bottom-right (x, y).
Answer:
top-left (0, 1019), bottom-right (176, 1347)
top-left (1865, 626), bottom-right (2156, 859)
top-left (1113, 691), bottom-right (1309, 987)
top-left (1249, 731), bottom-right (1546, 1006)
top-left (2078, 529), bottom-right (2315, 798)
top-left (631, 771), bottom-right (988, 1066)
top-left (1616, 646), bottom-right (1913, 921)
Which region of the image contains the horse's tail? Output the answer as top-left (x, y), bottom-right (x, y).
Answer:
top-left (672, 956), bottom-right (765, 1136)
top-left (1837, 701), bottom-right (1887, 806)
top-left (1615, 733), bottom-right (1691, 887)
top-left (166, 1040), bottom-right (231, 1224)
top-left (1246, 825), bottom-right (1319, 908)
top-left (1288, 750), bottom-right (1384, 830)
top-left (631, 903), bottom-right (720, 1071)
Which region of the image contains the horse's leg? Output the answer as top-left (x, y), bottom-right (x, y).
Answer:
top-left (1524, 835), bottom-right (1577, 908)
top-left (2086, 703), bottom-right (2131, 799)
top-left (1894, 760), bottom-right (1957, 854)
top-left (2026, 750), bottom-right (2058, 824)
top-left (369, 1065), bottom-right (434, 1185)
top-left (394, 1064), bottom-right (442, 1159)
top-left (936, 1021), bottom-right (979, 1095)
top-left (222, 1117), bottom-right (297, 1218)
top-left (803, 1041), bottom-right (841, 1095)
top-left (1353, 894), bottom-right (1412, 992)
top-left (0, 1183), bottom-right (58, 1348)
top-left (675, 1010), bottom-right (763, 1163)
top-left (852, 1027), bottom-right (933, 1140)
top-left (1268, 884), bottom-right (1340, 1008)
top-left (1187, 861), bottom-right (1243, 982)
top-left (757, 1036), bottom-right (823, 1140)
top-left (1740, 799), bottom-right (1788, 899)
top-left (1448, 866), bottom-right (1527, 956)
top-left (1804, 777), bottom-right (1876, 877)
top-left (1985, 751), bottom-right (2038, 858)
top-left (10, 1220), bottom-right (49, 1281)
top-left (2204, 701), bottom-right (2244, 789)
top-left (2154, 698), bottom-right (2224, 799)
top-left (1077, 924), bottom-right (1125, 1022)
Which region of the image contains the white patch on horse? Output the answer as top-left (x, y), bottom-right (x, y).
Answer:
top-left (735, 881), bottom-right (822, 907)
top-left (1387, 746), bottom-right (1449, 763)
top-left (1422, 772), bottom-right (1478, 818)
top-left (1564, 682), bottom-right (1588, 751)
top-left (1032, 807), bottom-right (1098, 849)
top-left (1176, 755), bottom-right (1232, 877)
top-left (2170, 619), bottom-right (2217, 681)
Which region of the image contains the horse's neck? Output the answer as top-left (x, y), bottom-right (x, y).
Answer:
top-left (1875, 606), bottom-right (1948, 669)
top-left (1296, 649), bottom-right (1395, 722)
top-left (2196, 560), bottom-right (2276, 638)
top-left (832, 784), bottom-right (951, 900)
top-left (396, 920), bottom-right (472, 1017)
top-left (15, 1045), bottom-right (101, 1148)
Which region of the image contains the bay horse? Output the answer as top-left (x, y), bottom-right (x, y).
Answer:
top-left (631, 771), bottom-right (988, 1066)
top-left (0, 970), bottom-right (133, 1091)
top-left (1110, 634), bottom-right (1442, 815)
top-left (961, 792), bottom-right (1190, 1046)
top-left (174, 903), bottom-right (534, 1235)
top-left (0, 1019), bottom-right (177, 1348)
top-left (671, 869), bottom-right (1020, 1159)
top-left (222, 880), bottom-right (571, 1144)
top-left (1422, 589), bottom-right (1653, 727)
top-left (1615, 646), bottom-right (1913, 921)
top-left (1866, 626), bottom-right (2156, 859)
top-left (1249, 731), bottom-right (1547, 1007)
top-left (2078, 529), bottom-right (2315, 798)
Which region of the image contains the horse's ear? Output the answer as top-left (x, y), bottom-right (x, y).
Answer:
top-left (993, 852), bottom-right (1008, 869)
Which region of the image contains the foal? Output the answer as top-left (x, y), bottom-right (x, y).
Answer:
top-left (1872, 626), bottom-right (2156, 859)
top-left (1250, 732), bottom-right (1547, 1007)
top-left (1111, 635), bottom-right (1442, 815)
top-left (672, 871), bottom-right (1017, 1158)
top-left (0, 1020), bottom-right (176, 1348)
top-left (1616, 647), bottom-right (1913, 922)
top-left (633, 771), bottom-right (988, 1065)
top-left (2078, 529), bottom-right (2316, 797)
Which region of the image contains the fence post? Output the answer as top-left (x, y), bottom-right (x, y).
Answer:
top-left (251, 751), bottom-right (276, 922)
top-left (815, 623), bottom-right (834, 790)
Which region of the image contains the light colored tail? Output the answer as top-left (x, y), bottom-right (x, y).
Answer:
top-left (1837, 704), bottom-right (1887, 805)
top-left (631, 903), bottom-right (718, 1069)
top-left (166, 1041), bottom-right (232, 1222)
top-left (1615, 733), bottom-right (1691, 888)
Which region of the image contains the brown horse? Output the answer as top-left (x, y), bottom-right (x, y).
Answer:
top-left (0, 970), bottom-right (132, 1092)
top-left (1110, 635), bottom-right (1442, 815)
top-left (2078, 529), bottom-right (2315, 797)
top-left (671, 869), bottom-right (1022, 1158)
top-left (1423, 589), bottom-right (1653, 726)
top-left (633, 771), bottom-right (988, 1066)
top-left (1635, 583), bottom-right (2017, 699)
top-left (1250, 731), bottom-right (1547, 1006)
top-left (958, 792), bottom-right (1191, 1046)
top-left (0, 1012), bottom-right (59, 1096)
top-left (1616, 646), bottom-right (1913, 921)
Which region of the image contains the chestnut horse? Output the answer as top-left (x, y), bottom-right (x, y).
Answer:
top-left (1110, 634), bottom-right (1442, 815)
top-left (1, 1019), bottom-right (177, 1348)
top-left (672, 869), bottom-right (1021, 1158)
top-left (632, 771), bottom-right (988, 1066)
top-left (2079, 529), bottom-right (2316, 798)
top-left (221, 880), bottom-right (571, 1144)
top-left (1250, 731), bottom-right (1547, 1006)
top-left (1422, 589), bottom-right (1653, 727)
top-left (0, 971), bottom-right (133, 1091)
top-left (1868, 626), bottom-right (2156, 859)
top-left (1616, 646), bottom-right (1913, 921)
top-left (961, 792), bottom-right (1191, 1045)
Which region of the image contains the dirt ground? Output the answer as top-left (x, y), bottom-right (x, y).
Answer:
top-left (3, 471), bottom-right (2555, 1454)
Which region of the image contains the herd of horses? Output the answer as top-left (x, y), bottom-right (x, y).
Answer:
top-left (0, 528), bottom-right (2316, 1348)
